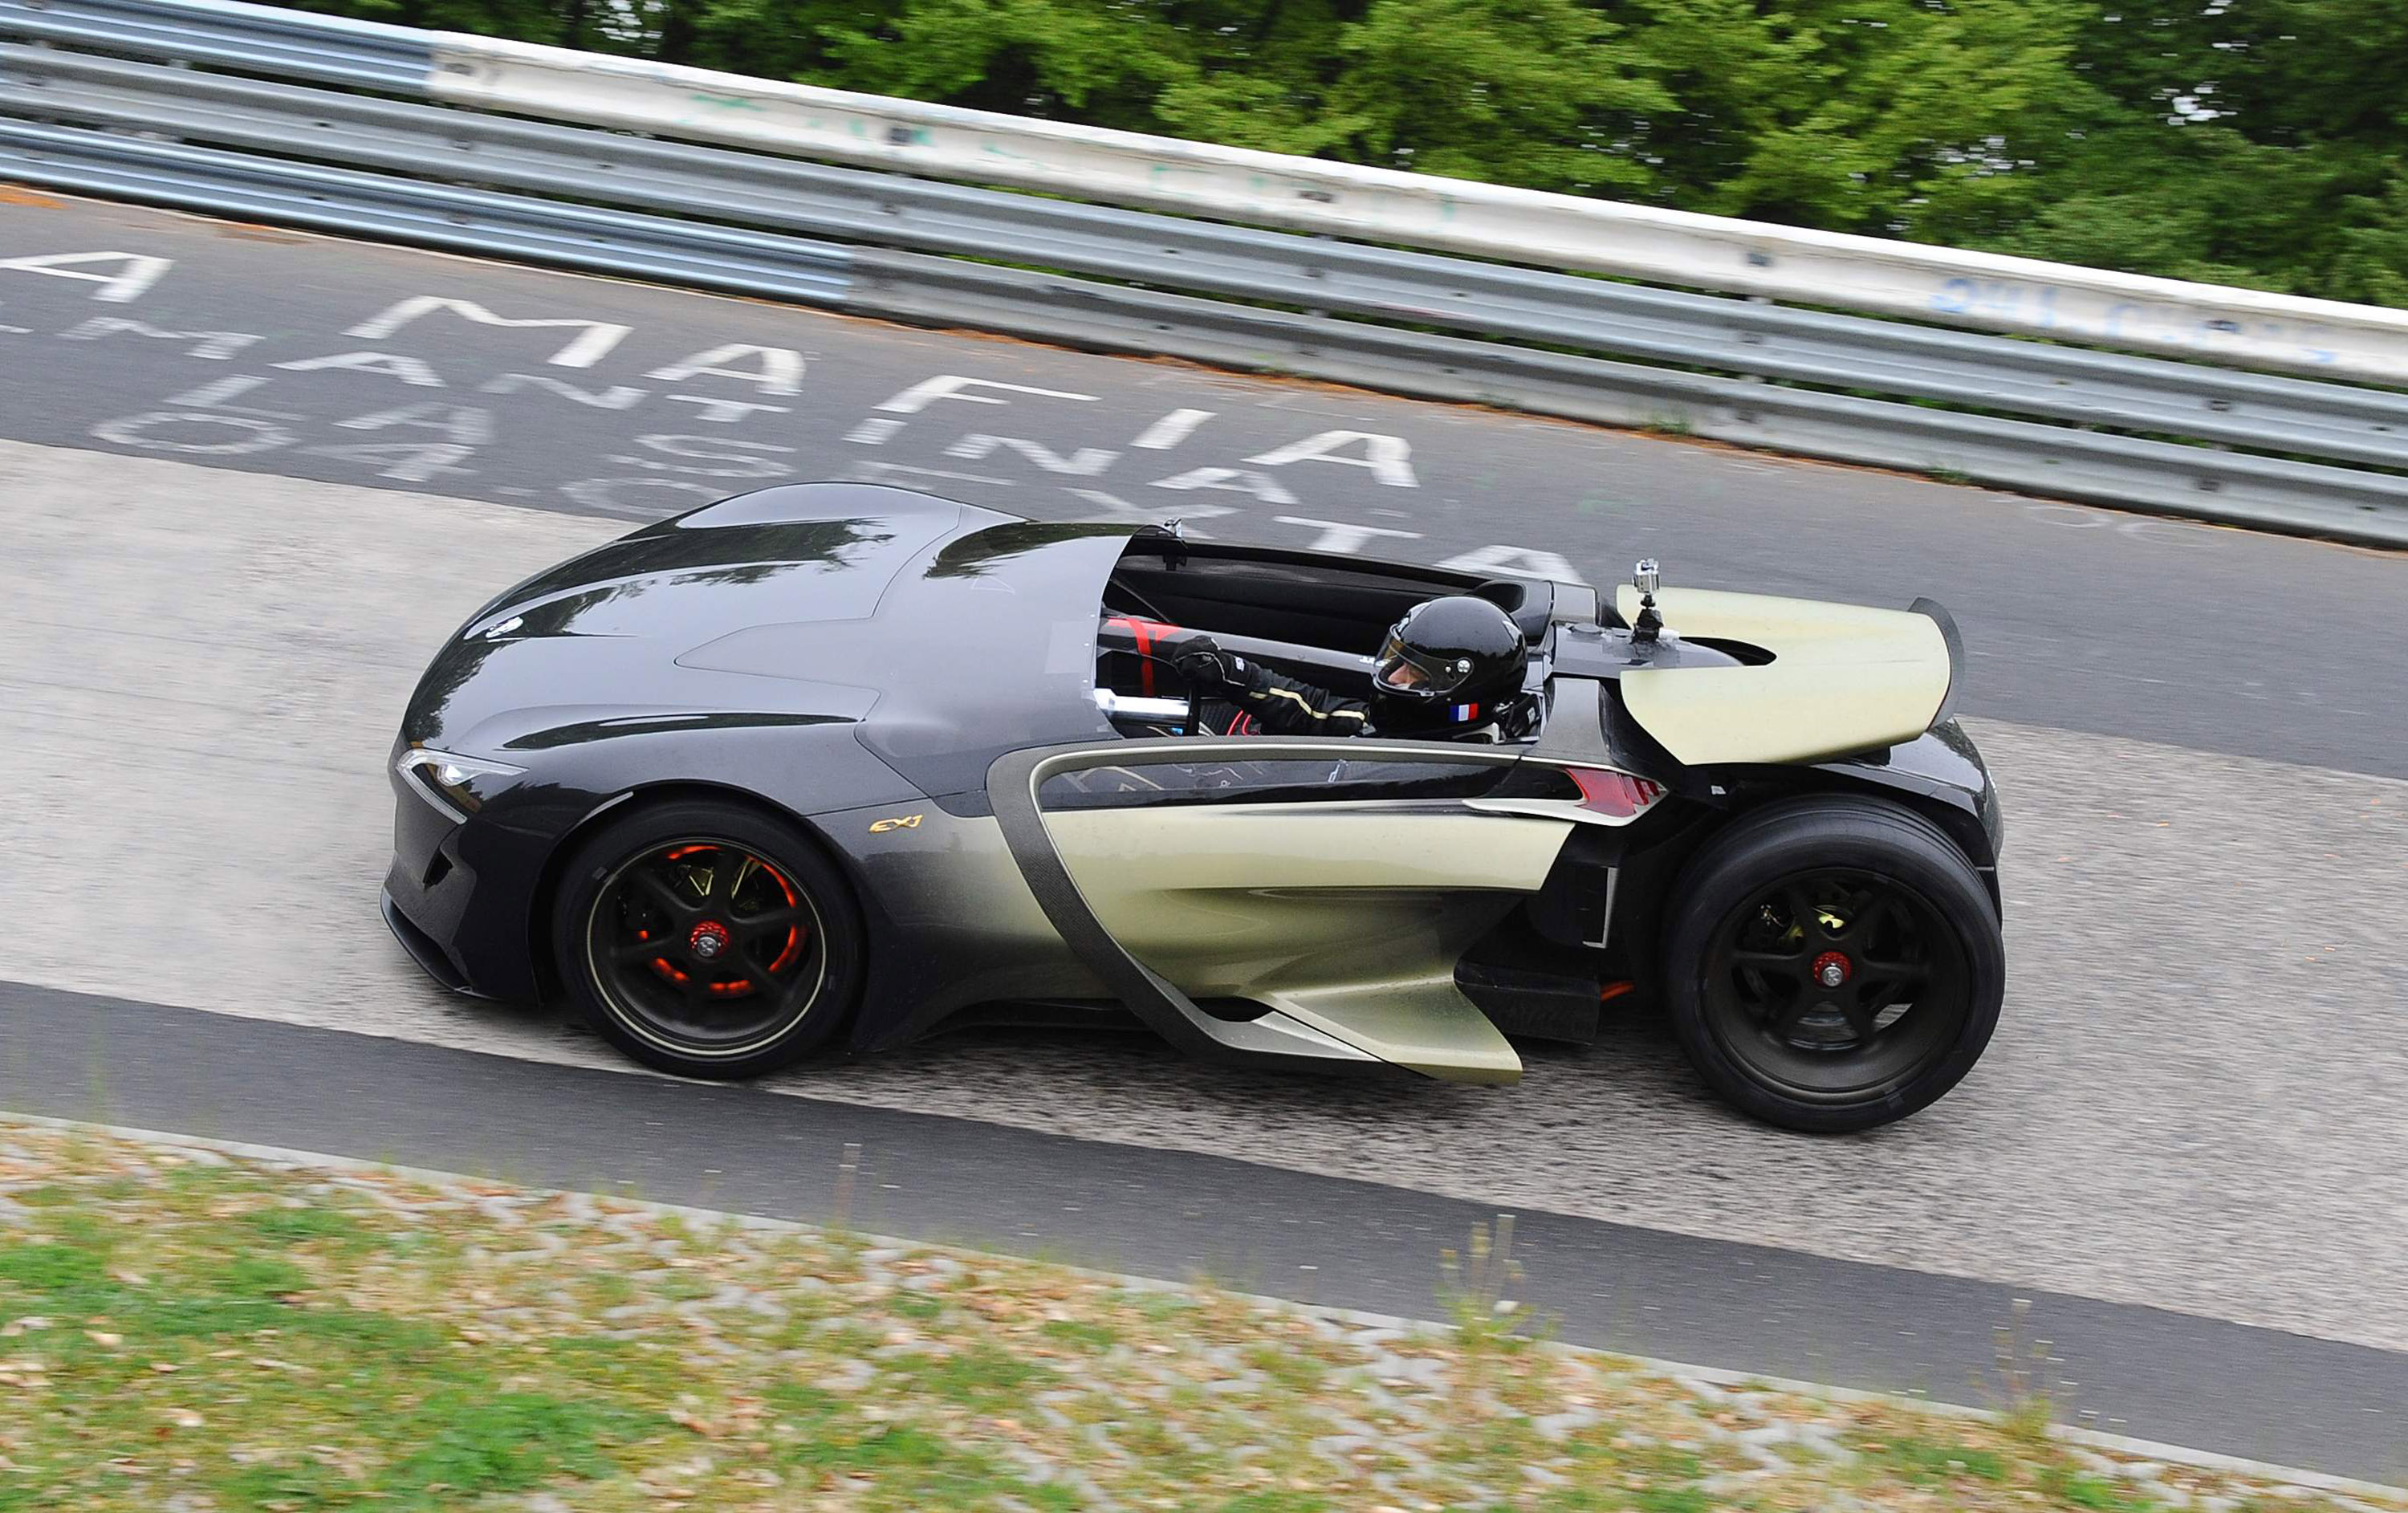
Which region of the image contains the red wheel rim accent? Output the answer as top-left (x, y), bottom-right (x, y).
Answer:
top-left (596, 838), bottom-right (827, 1051)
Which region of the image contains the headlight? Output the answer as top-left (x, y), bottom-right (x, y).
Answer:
top-left (395, 746), bottom-right (526, 817)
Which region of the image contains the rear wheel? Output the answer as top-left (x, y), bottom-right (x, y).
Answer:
top-left (555, 799), bottom-right (863, 1079)
top-left (1663, 796), bottom-right (2003, 1133)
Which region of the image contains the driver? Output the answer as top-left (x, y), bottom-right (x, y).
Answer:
top-left (1167, 595), bottom-right (1533, 741)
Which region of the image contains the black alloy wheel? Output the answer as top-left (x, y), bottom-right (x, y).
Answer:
top-left (555, 799), bottom-right (863, 1078)
top-left (1702, 869), bottom-right (1966, 1097)
top-left (1664, 797), bottom-right (2004, 1133)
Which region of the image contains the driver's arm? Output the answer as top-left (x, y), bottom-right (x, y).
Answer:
top-left (1169, 635), bottom-right (1369, 737)
top-left (1229, 665), bottom-right (1370, 736)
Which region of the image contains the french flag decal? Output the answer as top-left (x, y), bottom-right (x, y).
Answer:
top-left (1449, 702), bottom-right (1481, 722)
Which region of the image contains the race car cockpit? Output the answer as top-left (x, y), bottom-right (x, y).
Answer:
top-left (1091, 527), bottom-right (1560, 743)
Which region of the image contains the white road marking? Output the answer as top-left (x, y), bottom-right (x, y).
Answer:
top-left (162, 374), bottom-right (293, 414)
top-left (272, 351), bottom-right (446, 386)
top-left (2028, 502), bottom-right (2228, 550)
top-left (844, 417), bottom-right (905, 445)
top-left (300, 441), bottom-right (478, 484)
top-left (1148, 466), bottom-right (1297, 505)
top-left (608, 433), bottom-right (797, 479)
top-left (0, 250), bottom-right (171, 303)
top-left (1434, 543), bottom-right (1587, 582)
top-left (850, 460), bottom-right (1015, 487)
top-left (1247, 429), bottom-right (1419, 487)
top-left (344, 297), bottom-right (633, 368)
top-left (944, 434), bottom-right (1118, 475)
top-left (559, 475), bottom-right (725, 515)
top-left (479, 373), bottom-right (648, 409)
top-left (1129, 408), bottom-right (1214, 449)
top-left (87, 412), bottom-right (293, 454)
top-left (666, 394), bottom-right (791, 422)
top-left (1066, 487), bottom-right (1231, 523)
top-left (56, 317), bottom-right (261, 360)
top-left (644, 344), bottom-right (806, 394)
top-left (2114, 518), bottom-right (2224, 547)
top-left (333, 404), bottom-right (496, 445)
top-left (873, 374), bottom-right (1099, 413)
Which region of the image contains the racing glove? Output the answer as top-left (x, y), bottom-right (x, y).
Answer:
top-left (1169, 634), bottom-right (1255, 694)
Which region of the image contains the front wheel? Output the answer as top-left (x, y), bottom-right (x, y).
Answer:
top-left (554, 798), bottom-right (864, 1079)
top-left (1662, 796), bottom-right (2003, 1133)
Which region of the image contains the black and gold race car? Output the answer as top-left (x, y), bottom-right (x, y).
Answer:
top-left (384, 482), bottom-right (2005, 1132)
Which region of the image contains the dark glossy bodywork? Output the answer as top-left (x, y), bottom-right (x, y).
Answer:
top-left (384, 482), bottom-right (2000, 1072)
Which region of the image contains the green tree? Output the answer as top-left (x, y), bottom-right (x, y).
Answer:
top-left (1623, 0), bottom-right (2093, 234)
top-left (1153, 1), bottom-right (1357, 156)
top-left (1964, 0), bottom-right (2408, 298)
top-left (803, 0), bottom-right (1201, 124)
top-left (1313, 0), bottom-right (1671, 190)
top-left (250, 0), bottom-right (2408, 307)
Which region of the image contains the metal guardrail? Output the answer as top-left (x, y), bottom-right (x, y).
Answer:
top-left (433, 37), bottom-right (2408, 386)
top-left (14, 47), bottom-right (2408, 474)
top-left (2, 0), bottom-right (2405, 546)
top-left (0, 0), bottom-right (426, 88)
top-left (12, 0), bottom-right (2408, 383)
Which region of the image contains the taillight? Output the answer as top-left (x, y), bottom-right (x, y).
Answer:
top-left (1567, 767), bottom-right (1666, 820)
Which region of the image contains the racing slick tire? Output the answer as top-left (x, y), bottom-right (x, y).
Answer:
top-left (1662, 795), bottom-right (2003, 1133)
top-left (554, 797), bottom-right (864, 1080)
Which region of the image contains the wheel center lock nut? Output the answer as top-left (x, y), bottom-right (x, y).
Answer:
top-left (689, 921), bottom-right (732, 960)
top-left (1812, 950), bottom-right (1852, 990)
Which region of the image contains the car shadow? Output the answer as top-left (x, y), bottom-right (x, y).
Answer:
top-left (768, 996), bottom-right (1728, 1135)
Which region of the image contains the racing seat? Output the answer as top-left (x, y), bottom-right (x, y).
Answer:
top-left (1471, 579), bottom-right (1556, 643)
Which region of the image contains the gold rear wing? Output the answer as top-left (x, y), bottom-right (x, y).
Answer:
top-left (1610, 586), bottom-right (1958, 767)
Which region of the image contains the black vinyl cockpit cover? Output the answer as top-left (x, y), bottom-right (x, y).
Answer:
top-left (414, 486), bottom-right (1137, 792)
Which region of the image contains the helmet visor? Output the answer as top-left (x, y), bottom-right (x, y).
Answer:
top-left (1373, 632), bottom-right (1476, 699)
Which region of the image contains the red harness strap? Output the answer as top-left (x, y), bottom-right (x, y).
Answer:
top-left (1104, 615), bottom-right (1184, 698)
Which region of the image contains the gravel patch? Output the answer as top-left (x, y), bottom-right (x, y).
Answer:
top-left (5, 1116), bottom-right (2398, 1511)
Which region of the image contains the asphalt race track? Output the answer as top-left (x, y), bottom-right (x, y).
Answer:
top-left (3, 191), bottom-right (2406, 1478)
top-left (5, 193), bottom-right (2404, 777)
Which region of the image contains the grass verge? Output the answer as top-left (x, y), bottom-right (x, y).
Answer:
top-left (0, 1117), bottom-right (2396, 1512)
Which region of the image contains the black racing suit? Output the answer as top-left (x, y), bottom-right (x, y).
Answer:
top-left (1102, 616), bottom-right (1523, 740)
top-left (1201, 664), bottom-right (1536, 742)
top-left (1100, 616), bottom-right (1373, 737)
top-left (1194, 661), bottom-right (1371, 737)
top-left (1135, 624), bottom-right (1373, 736)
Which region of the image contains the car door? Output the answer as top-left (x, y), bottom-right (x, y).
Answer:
top-left (986, 735), bottom-right (1578, 1084)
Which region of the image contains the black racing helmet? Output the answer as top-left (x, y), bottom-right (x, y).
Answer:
top-left (1372, 596), bottom-right (1527, 717)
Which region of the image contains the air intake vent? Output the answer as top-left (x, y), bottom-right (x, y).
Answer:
top-left (1568, 767), bottom-right (1666, 820)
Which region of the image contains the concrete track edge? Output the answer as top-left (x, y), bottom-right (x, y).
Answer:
top-left (2, 980), bottom-right (2399, 1482)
